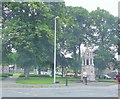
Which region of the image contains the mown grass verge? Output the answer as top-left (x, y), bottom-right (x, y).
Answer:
top-left (16, 76), bottom-right (80, 84)
top-left (13, 73), bottom-right (21, 76)
top-left (97, 79), bottom-right (116, 83)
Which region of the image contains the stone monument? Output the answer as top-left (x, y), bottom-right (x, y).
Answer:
top-left (81, 46), bottom-right (95, 81)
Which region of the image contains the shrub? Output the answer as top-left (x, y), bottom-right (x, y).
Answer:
top-left (19, 74), bottom-right (50, 77)
top-left (39, 74), bottom-right (50, 77)
top-left (19, 74), bottom-right (39, 77)
top-left (0, 73), bottom-right (8, 77)
top-left (19, 74), bottom-right (25, 77)
top-left (7, 73), bottom-right (13, 76)
top-left (0, 73), bottom-right (13, 77)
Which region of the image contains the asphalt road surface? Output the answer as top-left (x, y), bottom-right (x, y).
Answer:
top-left (1, 84), bottom-right (118, 97)
top-left (0, 76), bottom-right (119, 98)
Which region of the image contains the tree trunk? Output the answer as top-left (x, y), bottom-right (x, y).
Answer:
top-left (73, 46), bottom-right (78, 77)
top-left (2, 66), bottom-right (4, 73)
top-left (62, 66), bottom-right (64, 77)
top-left (52, 64), bottom-right (54, 77)
top-left (78, 43), bottom-right (81, 63)
top-left (24, 67), bottom-right (30, 79)
top-left (74, 65), bottom-right (78, 77)
top-left (78, 43), bottom-right (81, 72)
top-left (38, 66), bottom-right (41, 75)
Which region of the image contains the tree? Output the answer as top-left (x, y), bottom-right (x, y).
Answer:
top-left (2, 2), bottom-right (118, 79)
top-left (89, 8), bottom-right (118, 71)
top-left (2, 2), bottom-right (66, 79)
top-left (59, 6), bottom-right (89, 76)
top-left (2, 2), bottom-right (52, 79)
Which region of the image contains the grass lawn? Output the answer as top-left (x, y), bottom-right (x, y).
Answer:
top-left (97, 79), bottom-right (116, 83)
top-left (13, 73), bottom-right (21, 76)
top-left (16, 77), bottom-right (80, 84)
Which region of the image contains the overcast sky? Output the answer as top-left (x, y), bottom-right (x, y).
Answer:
top-left (64, 0), bottom-right (119, 17)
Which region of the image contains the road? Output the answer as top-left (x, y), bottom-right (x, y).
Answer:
top-left (0, 76), bottom-right (119, 97)
top-left (1, 84), bottom-right (118, 97)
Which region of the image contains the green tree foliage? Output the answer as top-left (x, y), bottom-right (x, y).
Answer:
top-left (2, 2), bottom-right (66, 79)
top-left (89, 8), bottom-right (118, 71)
top-left (2, 2), bottom-right (117, 79)
top-left (58, 6), bottom-right (90, 76)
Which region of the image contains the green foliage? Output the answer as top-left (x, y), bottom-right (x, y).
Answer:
top-left (94, 46), bottom-right (115, 70)
top-left (7, 73), bottom-right (13, 76)
top-left (97, 79), bottom-right (115, 83)
top-left (2, 2), bottom-right (117, 79)
top-left (0, 73), bottom-right (13, 77)
top-left (0, 73), bottom-right (8, 77)
top-left (19, 74), bottom-right (50, 77)
top-left (89, 8), bottom-right (118, 71)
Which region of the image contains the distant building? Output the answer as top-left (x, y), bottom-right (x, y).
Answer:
top-left (81, 46), bottom-right (95, 81)
top-left (0, 66), bottom-right (9, 73)
top-left (0, 65), bottom-right (24, 73)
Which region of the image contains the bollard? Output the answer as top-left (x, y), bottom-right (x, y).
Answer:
top-left (66, 78), bottom-right (68, 86)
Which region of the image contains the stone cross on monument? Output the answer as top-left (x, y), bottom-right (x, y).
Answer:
top-left (81, 45), bottom-right (95, 81)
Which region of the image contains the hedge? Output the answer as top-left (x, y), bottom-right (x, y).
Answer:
top-left (19, 74), bottom-right (50, 77)
top-left (0, 73), bottom-right (13, 77)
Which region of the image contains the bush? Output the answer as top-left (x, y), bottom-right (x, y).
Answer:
top-left (19, 74), bottom-right (39, 77)
top-left (0, 73), bottom-right (13, 77)
top-left (8, 73), bottom-right (13, 76)
top-left (19, 74), bottom-right (24, 77)
top-left (19, 74), bottom-right (50, 77)
top-left (0, 73), bottom-right (8, 77)
top-left (39, 74), bottom-right (50, 77)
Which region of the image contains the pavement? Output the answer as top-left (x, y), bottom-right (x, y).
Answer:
top-left (1, 86), bottom-right (118, 97)
top-left (0, 76), bottom-right (119, 97)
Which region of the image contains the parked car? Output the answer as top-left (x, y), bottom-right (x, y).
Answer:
top-left (99, 74), bottom-right (111, 79)
top-left (104, 74), bottom-right (111, 79)
top-left (65, 73), bottom-right (75, 77)
top-left (56, 72), bottom-right (63, 76)
top-left (65, 73), bottom-right (81, 77)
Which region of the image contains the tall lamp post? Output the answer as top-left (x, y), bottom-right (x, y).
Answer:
top-left (54, 16), bottom-right (59, 84)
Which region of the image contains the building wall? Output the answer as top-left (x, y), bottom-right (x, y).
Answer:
top-left (0, 66), bottom-right (24, 73)
top-left (0, 66), bottom-right (9, 73)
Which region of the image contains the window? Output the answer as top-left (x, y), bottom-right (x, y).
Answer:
top-left (84, 59), bottom-right (85, 65)
top-left (90, 59), bottom-right (92, 65)
top-left (87, 59), bottom-right (89, 65)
